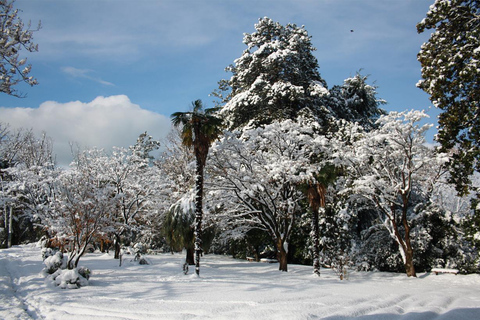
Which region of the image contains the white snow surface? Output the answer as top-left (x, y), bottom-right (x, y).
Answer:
top-left (1, 244), bottom-right (480, 319)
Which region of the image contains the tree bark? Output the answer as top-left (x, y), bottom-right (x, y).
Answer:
top-left (307, 183), bottom-right (326, 276)
top-left (404, 244), bottom-right (416, 277)
top-left (403, 217), bottom-right (416, 277)
top-left (277, 238), bottom-right (288, 272)
top-left (114, 233), bottom-right (121, 259)
top-left (194, 156), bottom-right (205, 276)
top-left (186, 247), bottom-right (195, 265)
top-left (7, 206), bottom-right (13, 248)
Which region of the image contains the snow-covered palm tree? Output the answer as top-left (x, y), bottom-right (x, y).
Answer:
top-left (171, 100), bottom-right (222, 276)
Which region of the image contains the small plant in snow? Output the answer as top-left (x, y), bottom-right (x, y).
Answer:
top-left (42, 251), bottom-right (65, 275)
top-left (50, 268), bottom-right (89, 289)
top-left (41, 247), bottom-right (55, 261)
top-left (77, 266), bottom-right (91, 280)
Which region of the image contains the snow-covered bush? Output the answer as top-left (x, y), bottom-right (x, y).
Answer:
top-left (77, 266), bottom-right (91, 280)
top-left (42, 251), bottom-right (65, 275)
top-left (50, 268), bottom-right (89, 289)
top-left (133, 242), bottom-right (147, 254)
top-left (41, 247), bottom-right (55, 260)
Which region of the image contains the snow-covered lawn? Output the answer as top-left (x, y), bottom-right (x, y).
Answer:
top-left (1, 244), bottom-right (479, 319)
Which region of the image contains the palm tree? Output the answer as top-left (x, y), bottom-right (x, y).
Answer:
top-left (171, 100), bottom-right (223, 276)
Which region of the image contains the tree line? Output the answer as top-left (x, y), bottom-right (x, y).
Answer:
top-left (1, 2), bottom-right (479, 279)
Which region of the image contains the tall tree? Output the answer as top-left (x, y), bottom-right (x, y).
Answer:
top-left (337, 110), bottom-right (447, 277)
top-left (215, 17), bottom-right (329, 129)
top-left (171, 100), bottom-right (222, 276)
top-left (417, 0), bottom-right (480, 195)
top-left (210, 116), bottom-right (329, 272)
top-left (0, 0), bottom-right (39, 97)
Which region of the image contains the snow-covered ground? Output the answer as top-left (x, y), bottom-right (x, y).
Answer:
top-left (1, 244), bottom-right (480, 319)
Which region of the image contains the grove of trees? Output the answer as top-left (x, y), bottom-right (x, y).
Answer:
top-left (1, 4), bottom-right (479, 280)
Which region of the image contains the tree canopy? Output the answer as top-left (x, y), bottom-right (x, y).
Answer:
top-left (0, 0), bottom-right (39, 97)
top-left (417, 0), bottom-right (480, 195)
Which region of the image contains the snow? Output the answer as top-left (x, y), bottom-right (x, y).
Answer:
top-left (2, 244), bottom-right (480, 319)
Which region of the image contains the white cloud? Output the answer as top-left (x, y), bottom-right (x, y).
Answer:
top-left (0, 95), bottom-right (171, 166)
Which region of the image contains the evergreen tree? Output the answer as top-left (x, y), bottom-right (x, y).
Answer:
top-left (215, 17), bottom-right (329, 129)
top-left (327, 72), bottom-right (386, 130)
top-left (417, 0), bottom-right (480, 195)
top-left (171, 100), bottom-right (223, 276)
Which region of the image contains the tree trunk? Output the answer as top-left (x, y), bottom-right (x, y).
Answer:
top-left (7, 206), bottom-right (13, 248)
top-left (307, 183), bottom-right (326, 276)
top-left (388, 202), bottom-right (417, 278)
top-left (194, 157), bottom-right (205, 276)
top-left (186, 247), bottom-right (195, 265)
top-left (404, 244), bottom-right (416, 277)
top-left (114, 233), bottom-right (121, 259)
top-left (277, 238), bottom-right (288, 272)
top-left (403, 220), bottom-right (416, 277)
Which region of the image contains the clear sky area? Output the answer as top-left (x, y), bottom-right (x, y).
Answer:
top-left (0, 0), bottom-right (435, 166)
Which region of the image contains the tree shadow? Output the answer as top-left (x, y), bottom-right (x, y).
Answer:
top-left (322, 308), bottom-right (480, 320)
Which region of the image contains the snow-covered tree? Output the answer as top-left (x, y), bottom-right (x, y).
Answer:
top-left (209, 116), bottom-right (328, 272)
top-left (163, 190), bottom-right (196, 265)
top-left (0, 128), bottom-right (56, 247)
top-left (102, 138), bottom-right (162, 259)
top-left (215, 17), bottom-right (329, 130)
top-left (337, 110), bottom-right (448, 277)
top-left (48, 148), bottom-right (114, 269)
top-left (326, 72), bottom-right (386, 130)
top-left (0, 0), bottom-right (39, 97)
top-left (156, 127), bottom-right (195, 201)
top-left (417, 0), bottom-right (480, 195)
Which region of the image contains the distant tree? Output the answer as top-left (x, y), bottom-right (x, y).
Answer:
top-left (327, 72), bottom-right (386, 130)
top-left (304, 164), bottom-right (337, 276)
top-left (417, 0), bottom-right (480, 195)
top-left (215, 17), bottom-right (329, 129)
top-left (0, 0), bottom-right (39, 97)
top-left (338, 110), bottom-right (448, 277)
top-left (103, 144), bottom-right (162, 259)
top-left (162, 190), bottom-right (195, 265)
top-left (48, 149), bottom-right (114, 269)
top-left (0, 127), bottom-right (56, 247)
top-left (171, 100), bottom-right (223, 276)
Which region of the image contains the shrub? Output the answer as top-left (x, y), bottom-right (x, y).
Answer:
top-left (51, 268), bottom-right (89, 289)
top-left (43, 251), bottom-right (65, 274)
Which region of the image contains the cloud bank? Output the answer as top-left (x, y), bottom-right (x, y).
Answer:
top-left (0, 95), bottom-right (171, 166)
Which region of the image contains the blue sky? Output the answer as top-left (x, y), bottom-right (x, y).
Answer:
top-left (0, 0), bottom-right (435, 165)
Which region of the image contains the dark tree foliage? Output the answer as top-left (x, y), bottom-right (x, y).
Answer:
top-left (326, 72), bottom-right (386, 131)
top-left (417, 0), bottom-right (480, 195)
top-left (162, 198), bottom-right (195, 265)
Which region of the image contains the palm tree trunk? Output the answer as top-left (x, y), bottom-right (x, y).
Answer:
top-left (194, 158), bottom-right (204, 276)
top-left (8, 206), bottom-right (13, 248)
